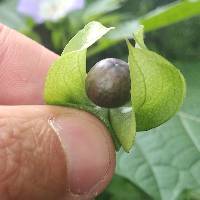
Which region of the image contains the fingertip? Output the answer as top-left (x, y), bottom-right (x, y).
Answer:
top-left (51, 109), bottom-right (116, 199)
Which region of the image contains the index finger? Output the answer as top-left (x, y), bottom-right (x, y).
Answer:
top-left (0, 24), bottom-right (58, 105)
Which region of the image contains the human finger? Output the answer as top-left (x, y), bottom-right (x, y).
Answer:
top-left (0, 23), bottom-right (58, 105)
top-left (0, 105), bottom-right (115, 200)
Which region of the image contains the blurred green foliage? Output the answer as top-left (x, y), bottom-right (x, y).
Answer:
top-left (97, 175), bottom-right (153, 200)
top-left (176, 188), bottom-right (200, 200)
top-left (146, 17), bottom-right (200, 60)
top-left (1, 0), bottom-right (199, 63)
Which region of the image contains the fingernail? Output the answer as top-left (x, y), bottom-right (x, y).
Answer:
top-left (53, 113), bottom-right (111, 195)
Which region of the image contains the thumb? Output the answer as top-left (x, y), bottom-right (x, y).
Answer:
top-left (0, 105), bottom-right (115, 200)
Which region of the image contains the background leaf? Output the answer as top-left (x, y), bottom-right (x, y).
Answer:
top-left (83, 0), bottom-right (125, 22)
top-left (115, 62), bottom-right (200, 200)
top-left (108, 0), bottom-right (200, 40)
top-left (140, 0), bottom-right (200, 32)
top-left (97, 175), bottom-right (153, 200)
top-left (89, 0), bottom-right (200, 56)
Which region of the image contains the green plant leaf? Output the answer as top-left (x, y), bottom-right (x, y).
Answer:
top-left (110, 26), bottom-right (185, 151)
top-left (109, 105), bottom-right (136, 152)
top-left (116, 62), bottom-right (200, 200)
top-left (133, 25), bottom-right (147, 49)
top-left (127, 39), bottom-right (186, 131)
top-left (44, 22), bottom-right (186, 152)
top-left (62, 21), bottom-right (114, 54)
top-left (44, 50), bottom-right (89, 105)
top-left (108, 0), bottom-right (200, 40)
top-left (83, 0), bottom-right (125, 22)
top-left (140, 0), bottom-right (200, 32)
top-left (44, 21), bottom-right (122, 149)
top-left (88, 0), bottom-right (200, 56)
top-left (44, 21), bottom-right (113, 105)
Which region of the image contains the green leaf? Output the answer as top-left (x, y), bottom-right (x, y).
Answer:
top-left (107, 0), bottom-right (200, 40)
top-left (44, 50), bottom-right (89, 105)
top-left (127, 40), bottom-right (186, 131)
top-left (89, 0), bottom-right (200, 56)
top-left (116, 62), bottom-right (200, 200)
top-left (110, 26), bottom-right (185, 151)
top-left (83, 0), bottom-right (124, 22)
top-left (133, 25), bottom-right (147, 49)
top-left (62, 21), bottom-right (114, 54)
top-left (97, 175), bottom-right (153, 200)
top-left (97, 13), bottom-right (129, 26)
top-left (140, 0), bottom-right (200, 32)
top-left (44, 22), bottom-right (186, 152)
top-left (44, 21), bottom-right (113, 105)
top-left (44, 21), bottom-right (121, 149)
top-left (109, 105), bottom-right (136, 152)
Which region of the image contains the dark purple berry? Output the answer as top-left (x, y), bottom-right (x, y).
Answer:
top-left (85, 58), bottom-right (131, 108)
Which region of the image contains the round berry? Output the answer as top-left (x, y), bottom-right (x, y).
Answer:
top-left (85, 58), bottom-right (131, 108)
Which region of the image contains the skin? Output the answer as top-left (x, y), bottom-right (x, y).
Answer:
top-left (0, 23), bottom-right (116, 200)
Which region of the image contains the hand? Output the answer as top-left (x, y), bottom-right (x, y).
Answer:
top-left (0, 24), bottom-right (115, 200)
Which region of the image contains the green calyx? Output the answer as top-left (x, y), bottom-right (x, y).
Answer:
top-left (44, 22), bottom-right (186, 152)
